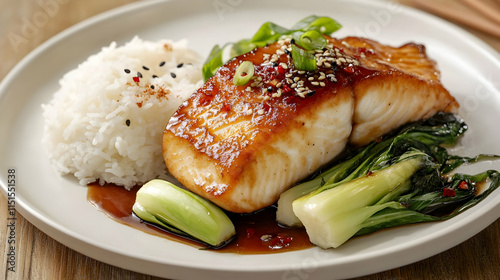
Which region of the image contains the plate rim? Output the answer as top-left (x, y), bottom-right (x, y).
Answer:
top-left (1, 0), bottom-right (499, 279)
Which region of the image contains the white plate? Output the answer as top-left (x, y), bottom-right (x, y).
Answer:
top-left (1, 0), bottom-right (499, 279)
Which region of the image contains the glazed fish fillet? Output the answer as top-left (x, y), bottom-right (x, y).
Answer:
top-left (163, 36), bottom-right (458, 213)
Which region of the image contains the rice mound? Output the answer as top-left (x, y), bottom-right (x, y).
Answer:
top-left (42, 37), bottom-right (203, 189)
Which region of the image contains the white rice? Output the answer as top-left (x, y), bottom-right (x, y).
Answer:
top-left (42, 36), bottom-right (203, 189)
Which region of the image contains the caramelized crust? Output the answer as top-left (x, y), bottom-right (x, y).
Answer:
top-left (163, 36), bottom-right (458, 212)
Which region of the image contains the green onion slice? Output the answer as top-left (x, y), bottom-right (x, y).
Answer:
top-left (291, 44), bottom-right (317, 71)
top-left (233, 61), bottom-right (255, 86)
top-left (202, 15), bottom-right (342, 81)
top-left (299, 30), bottom-right (327, 50)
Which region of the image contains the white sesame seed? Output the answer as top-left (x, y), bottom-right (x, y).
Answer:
top-left (293, 77), bottom-right (300, 82)
top-left (320, 82), bottom-right (326, 87)
top-left (298, 70), bottom-right (306, 74)
top-left (291, 83), bottom-right (297, 88)
top-left (308, 77), bottom-right (314, 81)
top-left (276, 82), bottom-right (282, 88)
top-left (257, 109), bottom-right (265, 115)
top-left (247, 108), bottom-right (253, 115)
top-left (280, 62), bottom-right (288, 69)
top-left (324, 62), bottom-right (331, 68)
top-left (311, 81), bottom-right (319, 86)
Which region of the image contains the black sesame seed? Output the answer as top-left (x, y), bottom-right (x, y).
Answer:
top-left (159, 61), bottom-right (166, 67)
top-left (284, 49), bottom-right (292, 56)
top-left (137, 72), bottom-right (143, 78)
top-left (142, 66), bottom-right (150, 71)
top-left (150, 85), bottom-right (155, 90)
top-left (272, 62), bottom-right (279, 67)
top-left (267, 86), bottom-right (273, 92)
top-left (177, 63), bottom-right (184, 68)
top-left (307, 90), bottom-right (316, 96)
top-left (331, 61), bottom-right (338, 72)
top-left (124, 69), bottom-right (130, 74)
top-left (125, 119), bottom-right (131, 126)
top-left (152, 75), bottom-right (158, 79)
top-left (170, 72), bottom-right (177, 78)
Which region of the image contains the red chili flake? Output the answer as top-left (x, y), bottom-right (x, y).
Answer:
top-left (270, 234), bottom-right (293, 249)
top-left (442, 187), bottom-right (456, 197)
top-left (276, 65), bottom-right (285, 75)
top-left (246, 228), bottom-right (255, 238)
top-left (133, 76), bottom-right (140, 83)
top-left (458, 181), bottom-right (469, 190)
top-left (282, 84), bottom-right (291, 93)
top-left (344, 66), bottom-right (354, 73)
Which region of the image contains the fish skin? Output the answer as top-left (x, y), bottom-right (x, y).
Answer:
top-left (163, 36), bottom-right (458, 213)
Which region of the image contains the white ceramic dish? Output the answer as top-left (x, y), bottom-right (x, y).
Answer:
top-left (1, 0), bottom-right (499, 279)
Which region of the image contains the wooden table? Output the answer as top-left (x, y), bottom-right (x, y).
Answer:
top-left (1, 1), bottom-right (498, 279)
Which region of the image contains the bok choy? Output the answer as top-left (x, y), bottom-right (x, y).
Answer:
top-left (133, 179), bottom-right (235, 248)
top-left (281, 113), bottom-right (500, 248)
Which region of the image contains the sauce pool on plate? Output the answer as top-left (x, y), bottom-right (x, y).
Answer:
top-left (87, 183), bottom-right (313, 253)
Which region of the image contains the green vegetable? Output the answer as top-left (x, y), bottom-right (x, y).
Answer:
top-left (233, 61), bottom-right (254, 86)
top-left (202, 15), bottom-right (342, 81)
top-left (297, 30), bottom-right (327, 51)
top-left (291, 44), bottom-right (317, 71)
top-left (293, 152), bottom-right (426, 248)
top-left (132, 179), bottom-right (235, 248)
top-left (277, 112), bottom-right (465, 226)
top-left (280, 113), bottom-right (500, 248)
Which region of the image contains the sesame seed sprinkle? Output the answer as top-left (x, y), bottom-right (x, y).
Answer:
top-left (124, 69), bottom-right (130, 74)
top-left (142, 66), bottom-right (150, 71)
top-left (137, 72), bottom-right (143, 78)
top-left (170, 72), bottom-right (177, 78)
top-left (159, 61), bottom-right (166, 67)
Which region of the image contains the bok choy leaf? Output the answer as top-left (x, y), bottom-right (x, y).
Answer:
top-left (281, 113), bottom-right (500, 249)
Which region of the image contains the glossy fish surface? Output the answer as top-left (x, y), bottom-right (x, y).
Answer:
top-left (163, 36), bottom-right (458, 213)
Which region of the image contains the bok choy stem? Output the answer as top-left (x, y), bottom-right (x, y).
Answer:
top-left (133, 179), bottom-right (235, 248)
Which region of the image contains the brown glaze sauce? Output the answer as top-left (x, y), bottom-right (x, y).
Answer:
top-left (87, 183), bottom-right (313, 254)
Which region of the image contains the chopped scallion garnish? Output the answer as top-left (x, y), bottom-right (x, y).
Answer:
top-left (291, 44), bottom-right (317, 71)
top-left (233, 61), bottom-right (254, 86)
top-left (202, 15), bottom-right (342, 81)
top-left (298, 30), bottom-right (327, 50)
